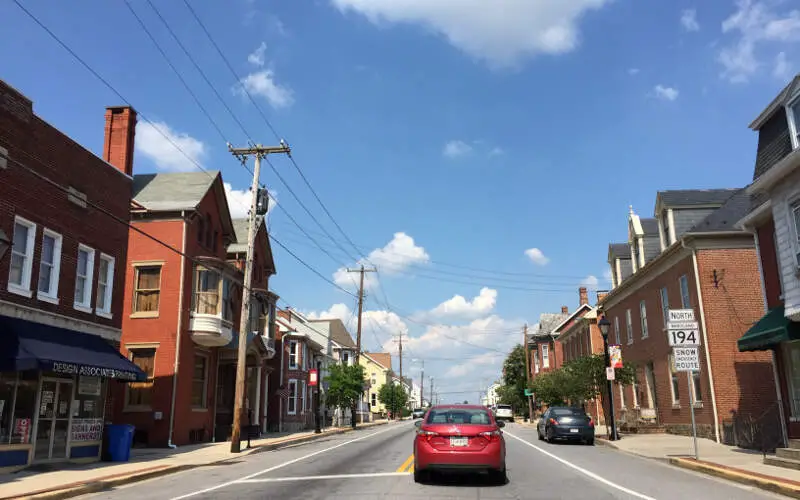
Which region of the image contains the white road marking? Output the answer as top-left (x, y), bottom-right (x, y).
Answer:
top-left (504, 431), bottom-right (657, 500)
top-left (170, 424), bottom-right (400, 499)
top-left (238, 472), bottom-right (411, 483)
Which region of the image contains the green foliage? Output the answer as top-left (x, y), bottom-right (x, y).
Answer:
top-left (496, 344), bottom-right (529, 417)
top-left (324, 363), bottom-right (365, 410)
top-left (377, 383), bottom-right (409, 414)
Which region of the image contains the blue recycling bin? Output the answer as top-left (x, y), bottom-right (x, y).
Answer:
top-left (105, 424), bottom-right (135, 462)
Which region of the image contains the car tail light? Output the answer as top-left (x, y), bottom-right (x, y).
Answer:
top-left (549, 418), bottom-right (558, 425)
top-left (417, 429), bottom-right (439, 441)
top-left (479, 430), bottom-right (502, 442)
top-left (588, 417), bottom-right (595, 428)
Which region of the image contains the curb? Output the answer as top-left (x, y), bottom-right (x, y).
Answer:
top-left (669, 458), bottom-right (800, 499)
top-left (595, 438), bottom-right (620, 450)
top-left (5, 422), bottom-right (389, 500)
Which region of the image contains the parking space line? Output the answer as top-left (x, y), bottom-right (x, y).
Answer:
top-left (397, 454), bottom-right (414, 473)
top-left (504, 431), bottom-right (656, 500)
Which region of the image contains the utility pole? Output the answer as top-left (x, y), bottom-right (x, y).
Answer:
top-left (228, 142), bottom-right (290, 453)
top-left (523, 323), bottom-right (533, 421)
top-left (429, 376), bottom-right (434, 407)
top-left (393, 333), bottom-right (406, 419)
top-left (346, 265), bottom-right (375, 426)
top-left (419, 360), bottom-right (425, 408)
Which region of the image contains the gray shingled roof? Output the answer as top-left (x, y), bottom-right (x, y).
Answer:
top-left (309, 318), bottom-right (356, 348)
top-left (689, 188), bottom-right (749, 233)
top-left (533, 312), bottom-right (569, 338)
top-left (227, 218), bottom-right (259, 253)
top-left (132, 171), bottom-right (219, 211)
top-left (640, 218), bottom-right (660, 235)
top-left (658, 189), bottom-right (739, 207)
top-left (609, 243), bottom-right (631, 260)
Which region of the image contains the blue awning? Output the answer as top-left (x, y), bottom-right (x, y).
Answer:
top-left (0, 316), bottom-right (146, 381)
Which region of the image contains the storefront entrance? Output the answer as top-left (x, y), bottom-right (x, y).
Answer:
top-left (34, 378), bottom-right (73, 461)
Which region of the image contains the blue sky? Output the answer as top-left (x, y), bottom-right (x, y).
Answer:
top-left (2, 0), bottom-right (798, 402)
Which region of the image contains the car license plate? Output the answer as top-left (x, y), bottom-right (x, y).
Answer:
top-left (570, 428), bottom-right (579, 433)
top-left (450, 437), bottom-right (468, 447)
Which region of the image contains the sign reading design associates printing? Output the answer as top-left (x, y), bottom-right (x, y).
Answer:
top-left (50, 361), bottom-right (139, 381)
top-left (71, 418), bottom-right (103, 442)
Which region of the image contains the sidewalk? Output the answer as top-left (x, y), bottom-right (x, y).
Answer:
top-left (599, 432), bottom-right (800, 498)
top-left (0, 421), bottom-right (389, 500)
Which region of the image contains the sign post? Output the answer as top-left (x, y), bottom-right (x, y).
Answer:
top-left (669, 309), bottom-right (700, 460)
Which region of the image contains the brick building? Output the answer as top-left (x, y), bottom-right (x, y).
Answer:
top-left (0, 81), bottom-right (144, 470)
top-left (600, 189), bottom-right (776, 443)
top-left (528, 308), bottom-right (569, 380)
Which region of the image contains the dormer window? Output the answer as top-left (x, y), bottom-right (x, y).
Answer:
top-left (789, 95), bottom-right (800, 149)
top-left (631, 240), bottom-right (640, 272)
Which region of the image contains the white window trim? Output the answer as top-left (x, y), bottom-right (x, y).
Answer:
top-left (614, 317), bottom-right (620, 345)
top-left (534, 351), bottom-right (540, 373)
top-left (625, 309), bottom-right (633, 345)
top-left (660, 287), bottom-right (670, 327)
top-left (679, 275), bottom-right (690, 309)
top-left (8, 215), bottom-right (36, 297)
top-left (668, 356), bottom-right (680, 407)
top-left (287, 379), bottom-right (298, 415)
top-left (96, 253), bottom-right (115, 318)
top-left (542, 344), bottom-right (550, 368)
top-left (36, 228), bottom-right (63, 304)
top-left (191, 353), bottom-right (209, 409)
top-left (640, 300), bottom-right (648, 339)
top-left (787, 93), bottom-right (800, 150)
top-left (288, 340), bottom-right (299, 370)
top-left (619, 383), bottom-right (626, 408)
top-left (73, 244), bottom-right (95, 312)
top-left (690, 370), bottom-right (703, 404)
top-left (789, 197), bottom-right (800, 269)
top-left (300, 380), bottom-right (307, 413)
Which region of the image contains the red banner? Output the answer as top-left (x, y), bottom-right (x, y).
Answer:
top-left (309, 369), bottom-right (318, 387)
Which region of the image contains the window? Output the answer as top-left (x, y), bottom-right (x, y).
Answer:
top-left (542, 344), bottom-right (550, 368)
top-left (127, 348), bottom-right (156, 407)
top-left (614, 317), bottom-right (620, 345)
top-left (37, 229), bottom-right (62, 302)
top-left (691, 371), bottom-right (703, 403)
top-left (74, 245), bottom-right (95, 310)
top-left (133, 266), bottom-right (161, 314)
top-left (191, 355), bottom-right (208, 408)
top-left (0, 372), bottom-right (37, 445)
top-left (619, 383), bottom-right (626, 408)
top-left (632, 377), bottom-right (639, 408)
top-left (662, 212), bottom-right (671, 247)
top-left (342, 352), bottom-right (349, 365)
top-left (669, 355), bottom-right (680, 405)
top-left (300, 380), bottom-right (307, 412)
top-left (221, 279), bottom-right (234, 321)
top-left (534, 351), bottom-right (540, 373)
top-left (679, 275), bottom-right (691, 309)
top-left (287, 379), bottom-right (298, 414)
top-left (96, 254), bottom-right (115, 317)
top-left (197, 217), bottom-right (205, 245)
top-left (288, 340), bottom-right (298, 369)
top-left (640, 301), bottom-right (649, 339)
top-left (212, 230), bottom-right (219, 252)
top-left (791, 200), bottom-right (800, 267)
top-left (631, 240), bottom-right (640, 271)
top-left (788, 96), bottom-right (800, 149)
top-left (625, 309), bottom-right (633, 345)
top-left (371, 372), bottom-right (377, 385)
top-left (425, 408), bottom-right (492, 425)
top-left (660, 287), bottom-right (670, 327)
top-left (194, 267), bottom-right (220, 314)
top-left (205, 214), bottom-right (212, 248)
top-left (371, 393), bottom-right (377, 407)
top-left (8, 216), bottom-right (36, 295)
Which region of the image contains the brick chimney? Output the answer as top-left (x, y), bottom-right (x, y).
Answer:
top-left (579, 287), bottom-right (589, 306)
top-left (561, 306), bottom-right (569, 314)
top-left (103, 106), bottom-right (137, 176)
top-left (597, 290), bottom-right (609, 304)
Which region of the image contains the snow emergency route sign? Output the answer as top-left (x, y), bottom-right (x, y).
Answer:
top-left (673, 346), bottom-right (701, 372)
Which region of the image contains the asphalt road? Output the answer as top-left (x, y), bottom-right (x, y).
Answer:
top-left (80, 421), bottom-right (784, 500)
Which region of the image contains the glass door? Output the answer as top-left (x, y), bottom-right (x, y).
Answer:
top-left (34, 379), bottom-right (73, 461)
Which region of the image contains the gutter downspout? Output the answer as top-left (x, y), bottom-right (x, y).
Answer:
top-left (683, 239), bottom-right (721, 443)
top-left (167, 212), bottom-right (188, 449)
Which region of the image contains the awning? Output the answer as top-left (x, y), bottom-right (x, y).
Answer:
top-left (0, 316), bottom-right (146, 381)
top-left (738, 306), bottom-right (800, 352)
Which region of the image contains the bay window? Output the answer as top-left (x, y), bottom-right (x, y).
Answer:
top-left (193, 266), bottom-right (234, 322)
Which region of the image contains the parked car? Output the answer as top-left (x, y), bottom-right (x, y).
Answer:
top-left (494, 404), bottom-right (514, 422)
top-left (413, 405), bottom-right (507, 484)
top-left (412, 408), bottom-right (426, 419)
top-left (537, 406), bottom-right (594, 445)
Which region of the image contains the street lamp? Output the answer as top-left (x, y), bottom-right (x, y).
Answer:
top-left (597, 316), bottom-right (619, 441)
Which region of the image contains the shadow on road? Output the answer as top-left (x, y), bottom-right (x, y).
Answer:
top-left (420, 472), bottom-right (508, 487)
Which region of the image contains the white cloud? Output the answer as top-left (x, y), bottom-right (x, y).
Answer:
top-left (306, 303), bottom-right (408, 351)
top-left (333, 232), bottom-right (430, 290)
top-left (718, 0), bottom-right (800, 83)
top-left (628, 67), bottom-right (640, 75)
top-left (581, 275), bottom-right (599, 290)
top-left (445, 352), bottom-right (505, 379)
top-left (237, 70), bottom-right (294, 108)
top-left (405, 315), bottom-right (523, 357)
top-left (488, 147), bottom-right (505, 157)
top-left (653, 85), bottom-right (679, 101)
top-left (524, 248), bottom-right (550, 266)
top-left (774, 51), bottom-right (792, 79)
top-left (135, 121), bottom-right (207, 172)
top-left (681, 8), bottom-right (700, 32)
top-left (248, 42), bottom-right (267, 66)
top-left (443, 140), bottom-right (473, 158)
top-left (331, 0), bottom-right (612, 68)
top-left (424, 287), bottom-right (498, 321)
top-left (602, 268), bottom-right (613, 285)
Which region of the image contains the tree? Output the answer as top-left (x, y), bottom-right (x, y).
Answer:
top-left (497, 344), bottom-right (529, 418)
top-left (324, 363), bottom-right (365, 428)
top-left (378, 383), bottom-right (409, 416)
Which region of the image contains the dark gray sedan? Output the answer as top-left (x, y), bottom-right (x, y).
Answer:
top-left (411, 408), bottom-right (426, 419)
top-left (537, 406), bottom-right (595, 445)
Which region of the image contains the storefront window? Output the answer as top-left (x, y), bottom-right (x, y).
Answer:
top-left (70, 375), bottom-right (105, 443)
top-left (0, 371), bottom-right (38, 445)
top-left (0, 373), bottom-right (15, 444)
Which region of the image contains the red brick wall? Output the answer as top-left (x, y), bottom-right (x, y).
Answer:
top-left (0, 80), bottom-right (131, 328)
top-left (756, 218), bottom-right (784, 309)
top-left (695, 248), bottom-right (776, 429)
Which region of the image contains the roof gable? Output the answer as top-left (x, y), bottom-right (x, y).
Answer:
top-left (553, 303), bottom-right (593, 334)
top-left (688, 188), bottom-right (749, 233)
top-left (750, 73), bottom-right (800, 130)
top-left (227, 218), bottom-right (275, 274)
top-left (655, 189), bottom-right (740, 212)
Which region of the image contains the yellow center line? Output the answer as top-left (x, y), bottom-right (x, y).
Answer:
top-left (396, 454), bottom-right (414, 473)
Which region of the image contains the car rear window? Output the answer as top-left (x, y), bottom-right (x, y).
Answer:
top-left (551, 408), bottom-right (587, 416)
top-left (497, 405), bottom-right (511, 409)
top-left (426, 409), bottom-right (492, 425)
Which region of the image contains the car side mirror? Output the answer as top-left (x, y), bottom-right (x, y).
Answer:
top-left (414, 420), bottom-right (422, 428)
top-left (497, 420), bottom-right (505, 428)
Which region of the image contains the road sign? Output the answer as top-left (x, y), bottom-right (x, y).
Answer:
top-left (606, 367), bottom-right (615, 381)
top-left (669, 309), bottom-right (695, 322)
top-left (524, 389), bottom-right (534, 397)
top-left (668, 309), bottom-right (700, 346)
top-left (673, 346), bottom-right (700, 372)
top-left (668, 328), bottom-right (700, 346)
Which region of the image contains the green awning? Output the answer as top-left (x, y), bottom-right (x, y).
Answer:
top-left (738, 306), bottom-right (800, 352)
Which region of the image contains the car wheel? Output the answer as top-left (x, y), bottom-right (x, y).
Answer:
top-left (545, 428), bottom-right (553, 443)
top-left (413, 468), bottom-right (427, 484)
top-left (585, 438), bottom-right (594, 446)
top-left (491, 466), bottom-right (508, 485)
top-left (537, 429), bottom-right (544, 441)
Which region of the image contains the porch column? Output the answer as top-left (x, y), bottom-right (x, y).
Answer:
top-left (262, 373), bottom-right (269, 433)
top-left (254, 365), bottom-right (262, 432)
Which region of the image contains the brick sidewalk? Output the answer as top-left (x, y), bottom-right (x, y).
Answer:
top-left (0, 421), bottom-right (389, 500)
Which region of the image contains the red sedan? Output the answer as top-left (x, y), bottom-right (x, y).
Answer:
top-left (413, 404), bottom-right (507, 484)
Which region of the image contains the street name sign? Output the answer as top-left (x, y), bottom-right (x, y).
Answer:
top-left (673, 346), bottom-right (700, 372)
